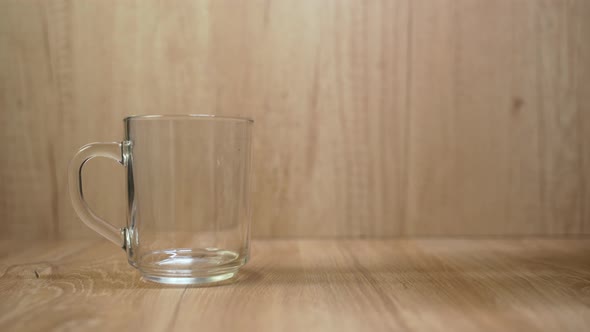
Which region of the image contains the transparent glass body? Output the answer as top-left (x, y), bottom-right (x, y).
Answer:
top-left (68, 115), bottom-right (253, 285)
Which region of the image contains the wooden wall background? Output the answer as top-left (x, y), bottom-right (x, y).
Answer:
top-left (1, 0), bottom-right (589, 239)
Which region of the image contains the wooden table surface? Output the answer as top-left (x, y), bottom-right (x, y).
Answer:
top-left (1, 238), bottom-right (589, 331)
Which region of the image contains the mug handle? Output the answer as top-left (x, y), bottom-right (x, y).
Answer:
top-left (68, 142), bottom-right (127, 247)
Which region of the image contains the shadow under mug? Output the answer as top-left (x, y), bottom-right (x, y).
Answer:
top-left (68, 114), bottom-right (254, 285)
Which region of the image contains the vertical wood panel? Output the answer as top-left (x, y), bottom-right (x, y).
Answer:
top-left (407, 0), bottom-right (544, 234)
top-left (536, 0), bottom-right (587, 234)
top-left (0, 0), bottom-right (589, 238)
top-left (577, 2), bottom-right (590, 233)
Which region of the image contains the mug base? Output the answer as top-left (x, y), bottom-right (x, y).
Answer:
top-left (133, 248), bottom-right (247, 285)
top-left (141, 270), bottom-right (237, 285)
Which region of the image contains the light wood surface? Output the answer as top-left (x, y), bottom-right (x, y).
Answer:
top-left (1, 238), bottom-right (590, 331)
top-left (1, 0), bottom-right (590, 238)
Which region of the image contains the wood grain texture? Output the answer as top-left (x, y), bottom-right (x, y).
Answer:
top-left (0, 0), bottom-right (589, 238)
top-left (1, 238), bottom-right (590, 331)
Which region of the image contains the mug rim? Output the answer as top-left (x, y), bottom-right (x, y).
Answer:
top-left (124, 114), bottom-right (254, 123)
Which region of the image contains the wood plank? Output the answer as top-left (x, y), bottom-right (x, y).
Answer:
top-left (0, 0), bottom-right (589, 238)
top-left (579, 2), bottom-right (590, 233)
top-left (406, 0), bottom-right (590, 235)
top-left (535, 0), bottom-right (590, 234)
top-left (0, 239), bottom-right (589, 331)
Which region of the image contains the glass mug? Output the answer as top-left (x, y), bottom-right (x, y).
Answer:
top-left (68, 115), bottom-right (253, 284)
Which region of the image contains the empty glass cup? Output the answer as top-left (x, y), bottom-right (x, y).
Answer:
top-left (68, 114), bottom-right (253, 285)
